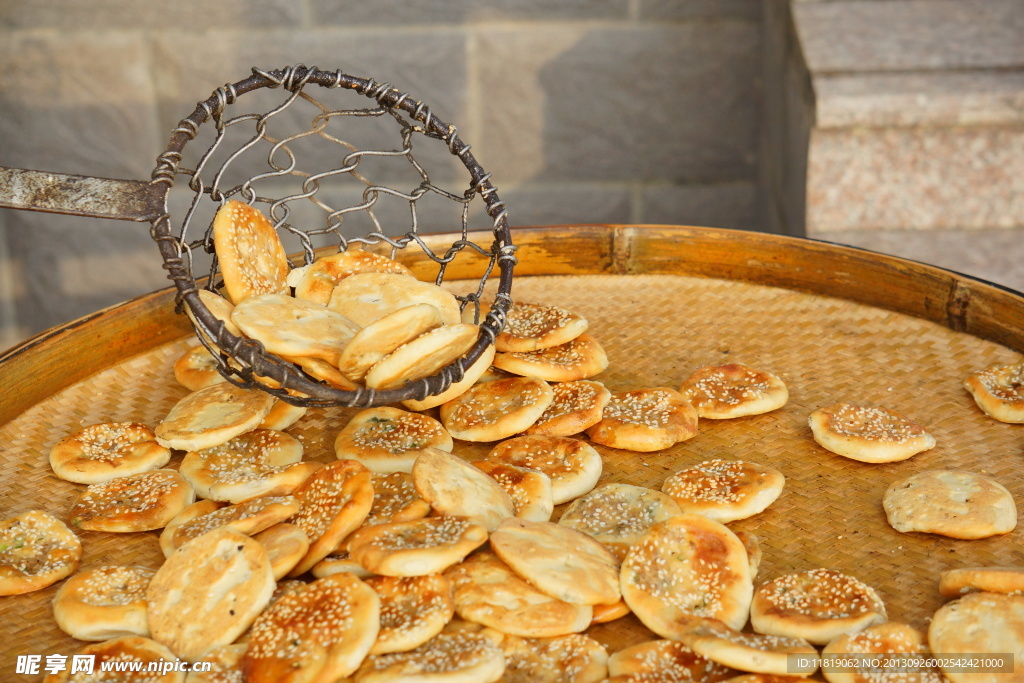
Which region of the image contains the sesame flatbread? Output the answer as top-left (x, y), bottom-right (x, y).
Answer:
top-left (212, 200), bottom-right (290, 304)
top-left (963, 359), bottom-right (1024, 423)
top-left (492, 333), bottom-right (609, 382)
top-left (52, 565), bottom-right (154, 641)
top-left (50, 422), bottom-right (171, 485)
top-left (293, 249), bottom-right (413, 305)
top-left (750, 568), bottom-right (887, 645)
top-left (679, 363), bottom-right (788, 419)
top-left (0, 510), bottom-right (82, 596)
top-left (662, 459), bottom-right (785, 523)
top-left (587, 388), bottom-right (699, 452)
top-left (809, 403), bottom-right (936, 463)
top-left (620, 514), bottom-right (753, 634)
top-left (440, 376), bottom-right (554, 442)
top-left (559, 483), bottom-right (681, 562)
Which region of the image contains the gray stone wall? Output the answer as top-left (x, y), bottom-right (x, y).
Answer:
top-left (0, 0), bottom-right (791, 350)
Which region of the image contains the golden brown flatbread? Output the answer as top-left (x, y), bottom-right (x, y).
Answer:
top-left (963, 359), bottom-right (1024, 423)
top-left (679, 363), bottom-right (788, 419)
top-left (809, 403), bottom-right (936, 463)
top-left (587, 388), bottom-right (699, 452)
top-left (620, 514), bottom-right (752, 634)
top-left (212, 200), bottom-right (290, 304)
top-left (750, 569), bottom-right (887, 645)
top-left (0, 510), bottom-right (82, 596)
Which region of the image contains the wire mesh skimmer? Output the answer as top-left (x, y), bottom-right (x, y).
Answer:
top-left (0, 65), bottom-right (517, 408)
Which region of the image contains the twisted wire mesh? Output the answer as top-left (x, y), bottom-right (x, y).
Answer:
top-left (149, 65), bottom-right (516, 407)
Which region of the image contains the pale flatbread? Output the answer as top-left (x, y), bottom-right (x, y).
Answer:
top-left (401, 344), bottom-right (497, 411)
top-left (328, 271), bottom-right (462, 326)
top-left (147, 528), bottom-right (275, 661)
top-left (294, 249), bottom-right (413, 305)
top-left (338, 303), bottom-right (444, 382)
top-left (491, 518), bottom-right (620, 606)
top-left (883, 469), bottom-right (1017, 539)
top-left (365, 323), bottom-right (479, 390)
top-left (559, 483), bottom-right (681, 562)
top-left (231, 293), bottom-right (361, 367)
top-left (676, 617), bottom-right (819, 677)
top-left (155, 382), bottom-right (275, 452)
top-left (809, 403), bottom-right (936, 463)
top-left (750, 568), bottom-right (887, 645)
top-left (412, 448), bottom-right (515, 532)
top-left (445, 551), bottom-right (593, 638)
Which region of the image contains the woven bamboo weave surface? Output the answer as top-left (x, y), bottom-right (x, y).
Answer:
top-left (2, 272), bottom-right (1023, 673)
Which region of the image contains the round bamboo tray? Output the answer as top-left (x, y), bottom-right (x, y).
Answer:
top-left (2, 225), bottom-right (1023, 676)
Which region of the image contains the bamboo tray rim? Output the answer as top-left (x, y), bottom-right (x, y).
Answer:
top-left (2, 224), bottom-right (1022, 425)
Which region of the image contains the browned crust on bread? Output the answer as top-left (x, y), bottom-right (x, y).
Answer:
top-left (294, 250), bottom-right (413, 305)
top-left (524, 380), bottom-right (612, 437)
top-left (493, 333), bottom-right (609, 382)
top-left (243, 573), bottom-right (381, 682)
top-left (49, 422), bottom-right (171, 485)
top-left (440, 376), bottom-right (555, 442)
top-left (212, 201), bottom-right (290, 304)
top-left (679, 363), bottom-right (788, 419)
top-left (750, 569), bottom-right (887, 645)
top-left (288, 460), bottom-right (374, 576)
top-left (69, 469), bottom-right (194, 533)
top-left (347, 516), bottom-right (488, 576)
top-left (587, 388), bottom-right (698, 452)
top-left (963, 360), bottom-right (1024, 423)
top-left (0, 510), bottom-right (82, 596)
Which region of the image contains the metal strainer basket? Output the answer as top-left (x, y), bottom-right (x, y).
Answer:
top-left (0, 64), bottom-right (517, 408)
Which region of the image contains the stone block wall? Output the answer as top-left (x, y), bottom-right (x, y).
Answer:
top-left (794, 0), bottom-right (1024, 292)
top-left (0, 0), bottom-right (806, 349)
